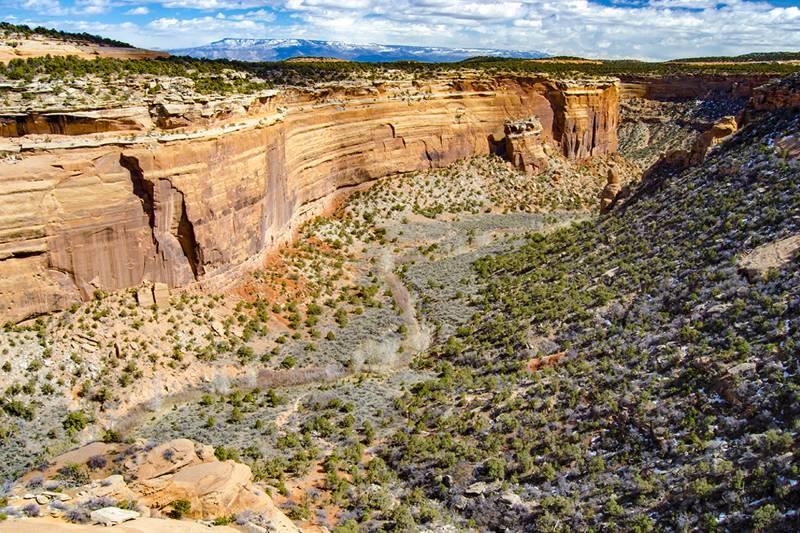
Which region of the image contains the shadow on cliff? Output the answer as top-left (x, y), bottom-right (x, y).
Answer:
top-left (120, 154), bottom-right (204, 283)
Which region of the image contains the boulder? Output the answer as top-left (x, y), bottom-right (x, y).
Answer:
top-left (137, 460), bottom-right (263, 518)
top-left (79, 475), bottom-right (138, 503)
top-left (136, 284), bottom-right (155, 308)
top-left (153, 282), bottom-right (170, 307)
top-left (90, 507), bottom-right (140, 526)
top-left (8, 438), bottom-right (298, 532)
top-left (739, 234), bottom-right (800, 281)
top-left (130, 439), bottom-right (205, 481)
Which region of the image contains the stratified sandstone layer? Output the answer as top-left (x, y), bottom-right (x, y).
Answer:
top-left (619, 74), bottom-right (777, 101)
top-left (0, 34), bottom-right (167, 64)
top-left (504, 116), bottom-right (550, 173)
top-left (0, 75), bottom-right (619, 321)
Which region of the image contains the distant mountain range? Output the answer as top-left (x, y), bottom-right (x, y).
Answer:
top-left (169, 38), bottom-right (548, 63)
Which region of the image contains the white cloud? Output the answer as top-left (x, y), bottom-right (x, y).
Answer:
top-left (14, 0), bottom-right (113, 16)
top-left (160, 0), bottom-right (277, 8)
top-left (11, 0), bottom-right (800, 59)
top-left (126, 6), bottom-right (150, 14)
top-left (229, 9), bottom-right (275, 21)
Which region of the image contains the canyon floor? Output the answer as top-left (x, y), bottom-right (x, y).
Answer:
top-left (0, 57), bottom-right (799, 532)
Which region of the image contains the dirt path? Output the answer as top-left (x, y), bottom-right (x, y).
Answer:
top-left (275, 392), bottom-right (308, 429)
top-left (378, 250), bottom-right (431, 359)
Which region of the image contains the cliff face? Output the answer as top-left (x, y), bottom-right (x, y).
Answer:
top-left (619, 74), bottom-right (778, 101)
top-left (748, 73), bottom-right (800, 111)
top-left (0, 33), bottom-right (167, 64)
top-left (0, 75), bottom-right (619, 321)
top-left (549, 82), bottom-right (620, 159)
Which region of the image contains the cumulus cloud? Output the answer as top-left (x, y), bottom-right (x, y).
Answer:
top-left (160, 0), bottom-right (277, 8)
top-left (9, 0), bottom-right (800, 59)
top-left (126, 6), bottom-right (150, 14)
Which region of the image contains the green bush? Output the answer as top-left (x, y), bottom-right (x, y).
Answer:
top-left (168, 499), bottom-right (191, 519)
top-left (62, 411), bottom-right (89, 435)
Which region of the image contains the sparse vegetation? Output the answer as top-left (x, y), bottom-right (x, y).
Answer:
top-left (0, 36), bottom-right (797, 532)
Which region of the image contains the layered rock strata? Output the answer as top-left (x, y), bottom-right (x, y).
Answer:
top-left (619, 74), bottom-right (779, 101)
top-left (599, 168), bottom-right (622, 213)
top-left (4, 438), bottom-right (298, 531)
top-left (504, 116), bottom-right (550, 173)
top-left (0, 75), bottom-right (620, 321)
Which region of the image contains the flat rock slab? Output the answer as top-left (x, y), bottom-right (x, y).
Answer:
top-left (90, 507), bottom-right (140, 526)
top-left (739, 234), bottom-right (800, 281)
top-left (0, 517), bottom-right (240, 532)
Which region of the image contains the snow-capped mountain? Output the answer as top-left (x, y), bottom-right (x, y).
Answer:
top-left (169, 38), bottom-right (548, 63)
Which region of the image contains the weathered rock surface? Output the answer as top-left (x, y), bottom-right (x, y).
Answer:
top-left (504, 116), bottom-right (550, 173)
top-left (0, 108), bottom-right (154, 137)
top-left (4, 439), bottom-right (298, 532)
top-left (0, 33), bottom-right (167, 64)
top-left (137, 460), bottom-right (271, 519)
top-left (599, 168), bottom-right (622, 213)
top-left (688, 115), bottom-right (737, 164)
top-left (90, 507), bottom-right (140, 526)
top-left (0, 75), bottom-right (620, 321)
top-left (0, 517), bottom-right (240, 533)
top-left (553, 80), bottom-right (620, 159)
top-left (638, 115), bottom-right (738, 194)
top-left (739, 234), bottom-right (800, 281)
top-left (127, 438), bottom-right (211, 481)
top-left (749, 73), bottom-right (800, 112)
top-left (619, 73), bottom-right (778, 101)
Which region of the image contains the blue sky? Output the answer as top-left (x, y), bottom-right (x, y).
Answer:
top-left (3, 0), bottom-right (799, 60)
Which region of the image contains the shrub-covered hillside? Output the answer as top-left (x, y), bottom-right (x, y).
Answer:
top-left (377, 82), bottom-right (800, 531)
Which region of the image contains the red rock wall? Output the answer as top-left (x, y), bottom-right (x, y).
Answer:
top-left (619, 74), bottom-right (778, 101)
top-left (0, 76), bottom-right (619, 321)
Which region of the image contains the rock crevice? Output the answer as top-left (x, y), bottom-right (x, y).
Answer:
top-left (120, 154), bottom-right (202, 286)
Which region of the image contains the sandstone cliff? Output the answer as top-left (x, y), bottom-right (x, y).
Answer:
top-left (0, 75), bottom-right (619, 321)
top-left (0, 34), bottom-right (167, 64)
top-left (619, 73), bottom-right (777, 101)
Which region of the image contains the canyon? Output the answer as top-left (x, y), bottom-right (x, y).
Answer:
top-left (1, 43), bottom-right (798, 531)
top-left (2, 70), bottom-right (782, 324)
top-left (0, 74), bottom-right (622, 323)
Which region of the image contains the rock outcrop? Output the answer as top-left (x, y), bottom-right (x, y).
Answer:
top-left (619, 74), bottom-right (779, 101)
top-left (638, 115), bottom-right (738, 191)
top-left (90, 507), bottom-right (140, 526)
top-left (739, 234), bottom-right (800, 281)
top-left (504, 116), bottom-right (550, 173)
top-left (0, 108), bottom-right (154, 137)
top-left (688, 115), bottom-right (738, 164)
top-left (547, 80), bottom-right (620, 159)
top-left (599, 168), bottom-right (622, 213)
top-left (748, 73), bottom-right (800, 112)
top-left (3, 439), bottom-right (298, 532)
top-left (0, 34), bottom-right (167, 64)
top-left (0, 75), bottom-right (621, 321)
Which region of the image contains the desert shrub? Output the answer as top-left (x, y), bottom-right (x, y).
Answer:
top-left (87, 455), bottom-right (107, 470)
top-left (83, 497), bottom-right (115, 510)
top-left (484, 457), bottom-right (506, 481)
top-left (168, 499), bottom-right (191, 519)
top-left (101, 429), bottom-right (121, 443)
top-left (65, 507), bottom-right (89, 523)
top-left (55, 463), bottom-right (89, 486)
top-left (21, 503), bottom-right (39, 517)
